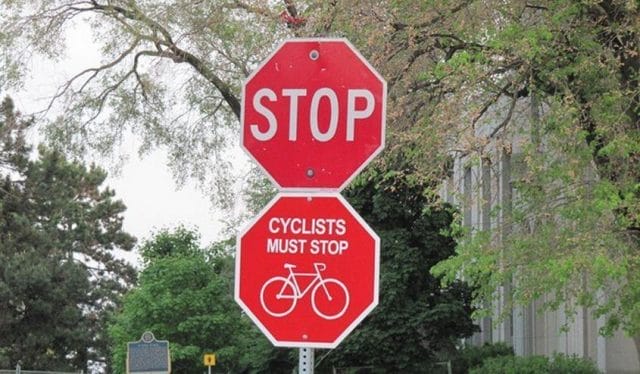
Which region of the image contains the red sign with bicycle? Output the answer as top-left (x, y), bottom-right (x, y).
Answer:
top-left (235, 193), bottom-right (380, 348)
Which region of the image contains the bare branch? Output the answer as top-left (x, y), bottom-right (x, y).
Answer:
top-left (470, 83), bottom-right (512, 130)
top-left (284, 0), bottom-right (298, 18)
top-left (207, 40), bottom-right (250, 77)
top-left (231, 0), bottom-right (278, 19)
top-left (525, 3), bottom-right (549, 11)
top-left (489, 93), bottom-right (517, 138)
top-left (85, 0), bottom-right (241, 118)
top-left (38, 37), bottom-right (141, 117)
top-left (391, 0), bottom-right (473, 31)
top-left (85, 70), bottom-right (136, 124)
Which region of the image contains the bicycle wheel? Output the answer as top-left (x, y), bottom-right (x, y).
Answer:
top-left (312, 278), bottom-right (349, 320)
top-left (260, 276), bottom-right (297, 317)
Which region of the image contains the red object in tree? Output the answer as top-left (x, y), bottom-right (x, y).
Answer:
top-left (279, 11), bottom-right (306, 27)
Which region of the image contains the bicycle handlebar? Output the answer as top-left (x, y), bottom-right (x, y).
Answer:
top-left (314, 263), bottom-right (327, 272)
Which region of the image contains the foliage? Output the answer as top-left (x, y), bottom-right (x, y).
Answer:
top-left (316, 159), bottom-right (477, 372)
top-left (0, 0), bottom-right (302, 210)
top-left (450, 342), bottom-right (514, 374)
top-left (0, 96), bottom-right (136, 372)
top-left (411, 0), bottom-right (640, 347)
top-left (469, 353), bottom-right (601, 374)
top-left (242, 164), bottom-right (277, 217)
top-left (0, 96), bottom-right (30, 169)
top-left (108, 227), bottom-right (294, 374)
top-left (293, 0), bottom-right (640, 355)
top-left (138, 225), bottom-right (202, 263)
top-left (471, 355), bottom-right (550, 374)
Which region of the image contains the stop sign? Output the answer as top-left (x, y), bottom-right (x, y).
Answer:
top-left (241, 38), bottom-right (386, 190)
top-left (235, 193), bottom-right (380, 348)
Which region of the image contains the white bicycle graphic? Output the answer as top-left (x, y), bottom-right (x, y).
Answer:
top-left (260, 263), bottom-right (350, 320)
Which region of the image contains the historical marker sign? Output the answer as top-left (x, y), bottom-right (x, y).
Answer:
top-left (127, 332), bottom-right (170, 374)
top-left (241, 38), bottom-right (386, 190)
top-left (235, 193), bottom-right (380, 348)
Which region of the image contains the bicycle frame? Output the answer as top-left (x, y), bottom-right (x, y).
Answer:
top-left (279, 263), bottom-right (329, 300)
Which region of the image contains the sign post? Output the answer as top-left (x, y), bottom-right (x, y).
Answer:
top-left (238, 37), bottom-right (386, 374)
top-left (203, 353), bottom-right (216, 374)
top-left (299, 347), bottom-right (314, 374)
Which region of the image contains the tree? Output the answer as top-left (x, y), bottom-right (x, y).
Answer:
top-left (108, 227), bottom-right (294, 374)
top-left (0, 96), bottom-right (136, 371)
top-left (293, 0), bottom-right (640, 362)
top-left (420, 0), bottom-right (640, 352)
top-left (0, 0), bottom-right (306, 210)
top-left (338, 0), bottom-right (639, 358)
top-left (314, 159), bottom-right (477, 372)
top-left (0, 96), bottom-right (30, 170)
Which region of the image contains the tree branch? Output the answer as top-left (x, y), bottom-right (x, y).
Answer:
top-left (471, 82), bottom-right (512, 131)
top-left (89, 0), bottom-right (241, 118)
top-left (39, 37), bottom-right (142, 117)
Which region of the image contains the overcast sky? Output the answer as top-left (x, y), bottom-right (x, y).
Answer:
top-left (10, 18), bottom-right (235, 266)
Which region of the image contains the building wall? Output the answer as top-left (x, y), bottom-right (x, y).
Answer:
top-left (442, 97), bottom-right (640, 373)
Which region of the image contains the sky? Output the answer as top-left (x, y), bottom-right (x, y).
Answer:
top-left (10, 18), bottom-right (240, 266)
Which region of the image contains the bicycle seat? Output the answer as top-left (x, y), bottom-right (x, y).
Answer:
top-left (283, 263), bottom-right (296, 269)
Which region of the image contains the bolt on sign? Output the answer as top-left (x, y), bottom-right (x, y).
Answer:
top-left (241, 38), bottom-right (386, 191)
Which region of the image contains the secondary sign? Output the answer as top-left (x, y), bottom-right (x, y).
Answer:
top-left (235, 193), bottom-right (380, 348)
top-left (241, 38), bottom-right (386, 190)
top-left (127, 332), bottom-right (170, 374)
top-left (203, 353), bottom-right (216, 366)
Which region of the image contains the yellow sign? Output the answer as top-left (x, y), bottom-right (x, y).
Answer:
top-left (204, 353), bottom-right (216, 366)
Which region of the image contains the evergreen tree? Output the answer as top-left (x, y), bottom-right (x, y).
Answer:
top-left (0, 96), bottom-right (136, 372)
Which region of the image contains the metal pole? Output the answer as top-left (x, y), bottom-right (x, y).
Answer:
top-left (208, 365), bottom-right (211, 374)
top-left (298, 348), bottom-right (314, 374)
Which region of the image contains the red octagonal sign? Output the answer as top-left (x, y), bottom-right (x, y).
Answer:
top-left (241, 38), bottom-right (386, 190)
top-left (235, 193), bottom-right (380, 348)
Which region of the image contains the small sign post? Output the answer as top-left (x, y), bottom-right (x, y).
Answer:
top-left (204, 353), bottom-right (216, 374)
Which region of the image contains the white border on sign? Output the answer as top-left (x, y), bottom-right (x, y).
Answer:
top-left (240, 38), bottom-right (387, 192)
top-left (234, 192), bottom-right (380, 348)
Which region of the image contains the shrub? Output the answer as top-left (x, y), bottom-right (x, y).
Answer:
top-left (469, 353), bottom-right (601, 374)
top-left (451, 342), bottom-right (514, 373)
top-left (470, 355), bottom-right (548, 374)
top-left (549, 353), bottom-right (600, 374)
